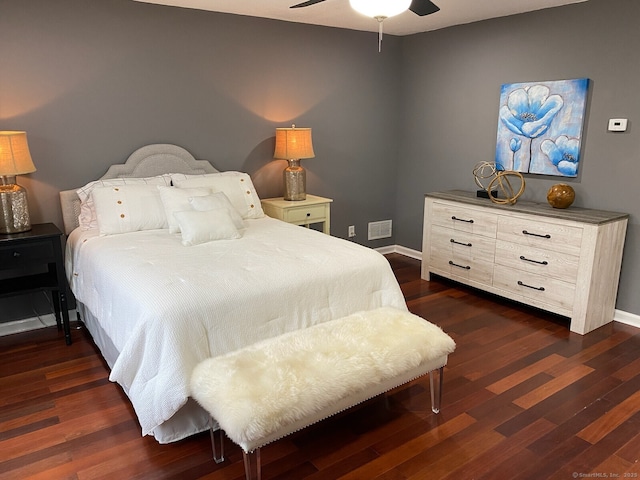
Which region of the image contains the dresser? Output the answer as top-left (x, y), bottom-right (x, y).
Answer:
top-left (422, 190), bottom-right (628, 334)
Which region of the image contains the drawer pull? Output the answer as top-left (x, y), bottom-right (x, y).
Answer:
top-left (519, 255), bottom-right (548, 265)
top-left (306, 213), bottom-right (311, 217)
top-left (517, 280), bottom-right (545, 291)
top-left (452, 216), bottom-right (474, 224)
top-left (13, 251), bottom-right (21, 257)
top-left (522, 230), bottom-right (551, 239)
top-left (449, 260), bottom-right (471, 270)
top-left (450, 239), bottom-right (472, 247)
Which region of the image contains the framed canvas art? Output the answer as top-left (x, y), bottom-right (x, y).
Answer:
top-left (495, 78), bottom-right (589, 177)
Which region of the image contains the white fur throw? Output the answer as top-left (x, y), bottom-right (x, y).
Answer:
top-left (190, 307), bottom-right (455, 451)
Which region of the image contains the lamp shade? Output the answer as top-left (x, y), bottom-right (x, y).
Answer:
top-left (349, 0), bottom-right (411, 18)
top-left (0, 131), bottom-right (36, 176)
top-left (274, 127), bottom-right (315, 160)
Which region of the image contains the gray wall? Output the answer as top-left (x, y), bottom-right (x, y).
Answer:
top-left (1, 0), bottom-right (639, 321)
top-left (396, 0), bottom-right (640, 316)
top-left (1, 0), bottom-right (402, 321)
top-left (1, 0), bottom-right (403, 237)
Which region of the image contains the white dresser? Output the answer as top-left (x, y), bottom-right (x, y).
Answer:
top-left (422, 190), bottom-right (629, 334)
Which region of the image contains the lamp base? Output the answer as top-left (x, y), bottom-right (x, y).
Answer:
top-left (283, 159), bottom-right (306, 201)
top-left (0, 180), bottom-right (32, 234)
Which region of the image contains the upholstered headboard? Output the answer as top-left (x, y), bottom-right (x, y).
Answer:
top-left (59, 144), bottom-right (220, 235)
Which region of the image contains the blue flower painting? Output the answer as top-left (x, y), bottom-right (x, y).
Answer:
top-left (495, 78), bottom-right (589, 177)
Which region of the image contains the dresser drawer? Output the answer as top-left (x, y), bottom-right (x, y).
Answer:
top-left (430, 255), bottom-right (494, 285)
top-left (493, 264), bottom-right (575, 311)
top-left (497, 216), bottom-right (582, 256)
top-left (495, 239), bottom-right (579, 284)
top-left (431, 224), bottom-right (495, 264)
top-left (0, 241), bottom-right (55, 270)
top-left (284, 204), bottom-right (327, 223)
top-left (430, 223), bottom-right (495, 285)
top-left (431, 201), bottom-right (497, 238)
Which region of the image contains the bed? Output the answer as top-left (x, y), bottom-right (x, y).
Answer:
top-left (59, 143), bottom-right (408, 444)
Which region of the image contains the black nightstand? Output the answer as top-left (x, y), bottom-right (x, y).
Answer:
top-left (0, 223), bottom-right (72, 345)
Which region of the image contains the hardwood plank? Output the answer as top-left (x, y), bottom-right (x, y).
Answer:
top-left (403, 425), bottom-right (504, 479)
top-left (546, 411), bottom-right (640, 479)
top-left (543, 376), bottom-right (622, 425)
top-left (524, 397), bottom-right (610, 457)
top-left (519, 435), bottom-right (592, 479)
top-left (591, 454), bottom-right (634, 478)
top-left (440, 417), bottom-right (556, 480)
top-left (613, 356), bottom-right (640, 381)
top-left (615, 429), bottom-right (640, 464)
top-left (467, 373), bottom-right (549, 422)
top-left (577, 389), bottom-right (640, 444)
top-left (338, 413), bottom-right (477, 480)
top-left (486, 353), bottom-right (566, 394)
top-left (512, 364), bottom-right (594, 409)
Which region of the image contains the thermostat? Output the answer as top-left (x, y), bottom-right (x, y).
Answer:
top-left (608, 118), bottom-right (628, 132)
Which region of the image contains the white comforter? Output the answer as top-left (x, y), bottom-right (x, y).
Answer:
top-left (66, 217), bottom-right (407, 440)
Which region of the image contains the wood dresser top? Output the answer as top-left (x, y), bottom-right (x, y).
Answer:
top-left (425, 190), bottom-right (629, 225)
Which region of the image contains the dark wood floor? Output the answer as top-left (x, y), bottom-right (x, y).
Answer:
top-left (2, 253), bottom-right (640, 479)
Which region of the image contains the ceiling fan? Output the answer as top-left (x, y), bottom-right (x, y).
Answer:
top-left (290, 0), bottom-right (440, 17)
top-left (291, 0), bottom-right (440, 51)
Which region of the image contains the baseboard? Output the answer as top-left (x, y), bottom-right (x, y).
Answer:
top-left (0, 310), bottom-right (77, 337)
top-left (614, 309), bottom-right (640, 329)
top-left (375, 244), bottom-right (422, 260)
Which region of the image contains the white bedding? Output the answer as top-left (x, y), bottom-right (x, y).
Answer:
top-left (66, 216), bottom-right (407, 442)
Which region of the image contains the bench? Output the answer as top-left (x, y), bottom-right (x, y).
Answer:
top-left (190, 306), bottom-right (456, 480)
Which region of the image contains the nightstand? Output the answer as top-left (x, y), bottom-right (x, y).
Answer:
top-left (0, 223), bottom-right (72, 345)
top-left (261, 195), bottom-right (333, 234)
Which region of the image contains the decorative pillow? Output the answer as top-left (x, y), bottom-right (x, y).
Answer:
top-left (173, 209), bottom-right (241, 246)
top-left (91, 184), bottom-right (168, 236)
top-left (188, 193), bottom-right (245, 230)
top-left (158, 186), bottom-right (212, 234)
top-left (77, 175), bottom-right (172, 230)
top-left (170, 172), bottom-right (264, 220)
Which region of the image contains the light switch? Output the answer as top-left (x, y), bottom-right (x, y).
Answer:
top-left (608, 118), bottom-right (628, 132)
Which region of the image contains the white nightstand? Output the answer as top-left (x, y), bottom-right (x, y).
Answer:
top-left (261, 195), bottom-right (333, 234)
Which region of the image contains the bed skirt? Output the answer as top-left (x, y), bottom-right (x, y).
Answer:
top-left (78, 302), bottom-right (214, 443)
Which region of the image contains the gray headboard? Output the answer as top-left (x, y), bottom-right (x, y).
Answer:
top-left (59, 144), bottom-right (220, 235)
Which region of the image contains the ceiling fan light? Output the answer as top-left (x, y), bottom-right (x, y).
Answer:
top-left (349, 0), bottom-right (412, 18)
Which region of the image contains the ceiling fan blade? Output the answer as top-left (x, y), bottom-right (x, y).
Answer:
top-left (409, 0), bottom-right (440, 16)
top-left (290, 0), bottom-right (327, 8)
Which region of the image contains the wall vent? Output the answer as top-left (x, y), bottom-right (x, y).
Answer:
top-left (368, 220), bottom-right (392, 240)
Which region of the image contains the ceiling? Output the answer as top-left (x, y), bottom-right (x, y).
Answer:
top-left (133, 0), bottom-right (588, 36)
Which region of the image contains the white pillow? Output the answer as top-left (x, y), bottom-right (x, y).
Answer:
top-left (170, 172), bottom-right (264, 220)
top-left (158, 186), bottom-right (212, 234)
top-left (189, 193), bottom-right (245, 230)
top-left (77, 175), bottom-right (172, 230)
top-left (91, 184), bottom-right (168, 235)
top-left (173, 209), bottom-right (241, 246)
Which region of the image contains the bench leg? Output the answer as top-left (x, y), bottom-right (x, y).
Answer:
top-left (243, 448), bottom-right (261, 480)
top-left (429, 366), bottom-right (444, 414)
top-left (209, 422), bottom-right (225, 464)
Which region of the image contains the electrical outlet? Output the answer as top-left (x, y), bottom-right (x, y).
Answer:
top-left (348, 225), bottom-right (356, 238)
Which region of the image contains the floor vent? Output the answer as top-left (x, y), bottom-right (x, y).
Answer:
top-left (368, 220), bottom-right (392, 240)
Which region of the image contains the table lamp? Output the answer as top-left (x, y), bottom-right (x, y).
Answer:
top-left (0, 131), bottom-right (37, 233)
top-left (273, 125), bottom-right (315, 201)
